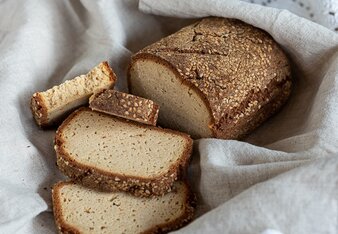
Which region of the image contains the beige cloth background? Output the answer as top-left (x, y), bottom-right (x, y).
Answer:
top-left (0, 0), bottom-right (337, 233)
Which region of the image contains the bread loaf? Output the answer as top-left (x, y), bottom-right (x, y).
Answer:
top-left (128, 17), bottom-right (292, 139)
top-left (31, 62), bottom-right (116, 127)
top-left (89, 89), bottom-right (159, 126)
top-left (52, 181), bottom-right (195, 234)
top-left (54, 108), bottom-right (192, 197)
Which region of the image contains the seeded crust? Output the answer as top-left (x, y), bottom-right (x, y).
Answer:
top-left (89, 89), bottom-right (159, 126)
top-left (52, 181), bottom-right (196, 234)
top-left (128, 17), bottom-right (292, 139)
top-left (31, 91), bottom-right (49, 127)
top-left (54, 108), bottom-right (193, 197)
top-left (30, 61), bottom-right (116, 127)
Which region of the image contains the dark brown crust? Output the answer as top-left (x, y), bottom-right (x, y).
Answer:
top-left (141, 181), bottom-right (196, 234)
top-left (210, 73), bottom-right (292, 139)
top-left (128, 53), bottom-right (215, 134)
top-left (54, 107), bottom-right (193, 197)
top-left (30, 61), bottom-right (117, 128)
top-left (30, 92), bottom-right (49, 127)
top-left (148, 103), bottom-right (160, 126)
top-left (52, 182), bottom-right (81, 234)
top-left (128, 17), bottom-right (292, 139)
top-left (52, 181), bottom-right (195, 234)
top-left (101, 61), bottom-right (117, 83)
top-left (89, 89), bottom-right (159, 126)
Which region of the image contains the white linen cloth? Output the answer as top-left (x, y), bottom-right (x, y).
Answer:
top-left (241, 0), bottom-right (338, 31)
top-left (0, 0), bottom-right (337, 233)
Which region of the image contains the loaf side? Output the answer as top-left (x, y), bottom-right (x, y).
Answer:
top-left (129, 18), bottom-right (292, 139)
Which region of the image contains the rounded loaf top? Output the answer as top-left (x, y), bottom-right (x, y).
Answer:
top-left (130, 17), bottom-right (292, 139)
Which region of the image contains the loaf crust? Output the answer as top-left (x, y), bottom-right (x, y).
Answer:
top-left (129, 18), bottom-right (292, 139)
top-left (54, 108), bottom-right (193, 197)
top-left (89, 89), bottom-right (159, 126)
top-left (52, 181), bottom-right (196, 234)
top-left (31, 61), bottom-right (116, 127)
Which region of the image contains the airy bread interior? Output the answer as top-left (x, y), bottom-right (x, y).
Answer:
top-left (32, 62), bottom-right (114, 125)
top-left (129, 59), bottom-right (213, 139)
top-left (43, 65), bottom-right (112, 111)
top-left (58, 109), bottom-right (190, 178)
top-left (54, 182), bottom-right (192, 234)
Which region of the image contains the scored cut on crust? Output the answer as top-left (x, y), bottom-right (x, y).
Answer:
top-left (54, 108), bottom-right (193, 197)
top-left (128, 17), bottom-right (292, 139)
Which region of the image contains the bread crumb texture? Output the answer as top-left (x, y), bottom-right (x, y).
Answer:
top-left (31, 62), bottom-right (116, 126)
top-left (53, 181), bottom-right (194, 234)
top-left (55, 108), bottom-right (192, 197)
top-left (130, 17), bottom-right (292, 139)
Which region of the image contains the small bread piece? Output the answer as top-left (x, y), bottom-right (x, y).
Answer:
top-left (30, 62), bottom-right (116, 127)
top-left (54, 108), bottom-right (192, 197)
top-left (89, 89), bottom-right (159, 126)
top-left (128, 17), bottom-right (292, 139)
top-left (52, 181), bottom-right (195, 234)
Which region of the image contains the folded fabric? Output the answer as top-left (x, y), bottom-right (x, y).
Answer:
top-left (139, 0), bottom-right (338, 233)
top-left (0, 0), bottom-right (337, 233)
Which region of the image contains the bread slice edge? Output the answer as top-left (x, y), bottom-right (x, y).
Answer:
top-left (54, 107), bottom-right (193, 197)
top-left (89, 89), bottom-right (160, 126)
top-left (52, 181), bottom-right (81, 234)
top-left (30, 61), bottom-right (116, 128)
top-left (52, 181), bottom-right (196, 234)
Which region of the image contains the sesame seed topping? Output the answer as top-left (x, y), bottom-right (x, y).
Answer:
top-left (134, 17), bottom-right (291, 138)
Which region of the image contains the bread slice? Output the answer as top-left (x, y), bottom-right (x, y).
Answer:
top-left (30, 62), bottom-right (116, 127)
top-left (54, 108), bottom-right (192, 197)
top-left (52, 181), bottom-right (195, 234)
top-left (128, 18), bottom-right (292, 139)
top-left (89, 89), bottom-right (159, 126)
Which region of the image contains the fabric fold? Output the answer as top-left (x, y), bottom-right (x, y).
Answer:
top-left (0, 0), bottom-right (337, 233)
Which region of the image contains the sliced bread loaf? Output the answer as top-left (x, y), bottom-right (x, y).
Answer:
top-left (89, 89), bottom-right (159, 126)
top-left (128, 17), bottom-right (292, 139)
top-left (54, 108), bottom-right (192, 197)
top-left (52, 181), bottom-right (195, 234)
top-left (31, 62), bottom-right (116, 127)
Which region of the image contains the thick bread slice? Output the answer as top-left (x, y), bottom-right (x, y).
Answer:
top-left (54, 108), bottom-right (192, 197)
top-left (31, 62), bottom-right (116, 127)
top-left (128, 17), bottom-right (292, 139)
top-left (52, 181), bottom-right (195, 234)
top-left (89, 89), bottom-right (159, 126)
